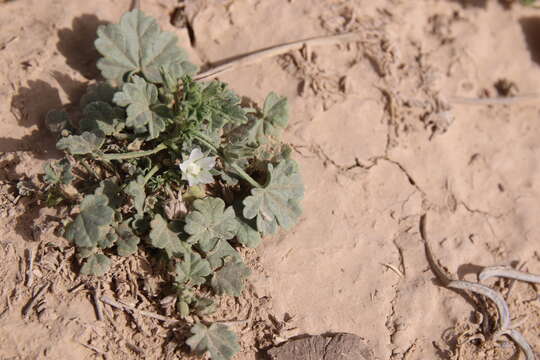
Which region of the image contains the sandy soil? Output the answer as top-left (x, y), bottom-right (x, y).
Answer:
top-left (1, 0), bottom-right (540, 359)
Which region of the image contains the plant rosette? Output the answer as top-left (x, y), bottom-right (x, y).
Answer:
top-left (43, 9), bottom-right (304, 360)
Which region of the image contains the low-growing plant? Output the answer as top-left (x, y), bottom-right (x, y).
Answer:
top-left (43, 9), bottom-right (304, 360)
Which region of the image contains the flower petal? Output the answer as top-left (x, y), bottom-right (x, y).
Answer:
top-left (190, 147), bottom-right (204, 161)
top-left (197, 171), bottom-right (214, 185)
top-left (197, 156), bottom-right (216, 170)
top-left (186, 173), bottom-right (197, 187)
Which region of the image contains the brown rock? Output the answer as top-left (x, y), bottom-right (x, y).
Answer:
top-left (267, 333), bottom-right (373, 360)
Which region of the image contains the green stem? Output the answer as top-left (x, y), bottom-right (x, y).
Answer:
top-left (190, 131), bottom-right (219, 154)
top-left (230, 163), bottom-right (262, 188)
top-left (190, 131), bottom-right (262, 188)
top-left (79, 159), bottom-right (99, 180)
top-left (143, 165), bottom-right (160, 185)
top-left (101, 143), bottom-right (168, 161)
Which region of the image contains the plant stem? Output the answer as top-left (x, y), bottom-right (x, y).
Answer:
top-left (230, 163), bottom-right (262, 188)
top-left (79, 159), bottom-right (99, 180)
top-left (143, 165), bottom-right (160, 184)
top-left (101, 143), bottom-right (168, 161)
top-left (190, 131), bottom-right (263, 188)
top-left (190, 131), bottom-right (219, 154)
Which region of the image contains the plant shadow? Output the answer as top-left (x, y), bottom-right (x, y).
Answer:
top-left (3, 14), bottom-right (108, 155)
top-left (57, 14), bottom-right (107, 80)
top-left (519, 17), bottom-right (540, 65)
top-left (446, 0), bottom-right (487, 8)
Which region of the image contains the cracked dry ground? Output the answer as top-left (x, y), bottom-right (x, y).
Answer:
top-left (1, 0), bottom-right (540, 359)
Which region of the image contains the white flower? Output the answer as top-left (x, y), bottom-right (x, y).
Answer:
top-left (179, 148), bottom-right (216, 186)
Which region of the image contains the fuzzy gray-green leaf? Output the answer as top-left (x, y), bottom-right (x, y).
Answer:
top-left (95, 178), bottom-right (123, 208)
top-left (186, 323), bottom-right (240, 360)
top-left (211, 260), bottom-right (251, 297)
top-left (205, 239), bottom-right (242, 270)
top-left (125, 175), bottom-right (146, 214)
top-left (115, 222), bottom-right (140, 256)
top-left (175, 251), bottom-right (211, 285)
top-left (81, 254), bottom-right (111, 276)
top-left (56, 131), bottom-right (105, 155)
top-left (45, 109), bottom-right (69, 133)
top-left (97, 230), bottom-right (117, 249)
top-left (184, 197), bottom-right (238, 251)
top-left (245, 92), bottom-right (288, 144)
top-left (80, 101), bottom-right (123, 136)
top-left (113, 76), bottom-right (165, 139)
top-left (95, 9), bottom-right (197, 84)
top-left (44, 159), bottom-right (74, 185)
top-left (242, 159), bottom-right (303, 235)
top-left (235, 216), bottom-right (261, 248)
top-left (149, 214), bottom-right (189, 257)
top-left (65, 195), bottom-right (114, 248)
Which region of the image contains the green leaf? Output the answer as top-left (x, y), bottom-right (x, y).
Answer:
top-left (80, 101), bottom-right (123, 136)
top-left (115, 222), bottom-right (140, 256)
top-left (246, 92), bottom-right (288, 144)
top-left (186, 323), bottom-right (240, 360)
top-left (95, 179), bottom-right (123, 208)
top-left (263, 92), bottom-right (288, 130)
top-left (236, 216), bottom-right (261, 248)
top-left (98, 230), bottom-right (117, 249)
top-left (113, 76), bottom-right (165, 139)
top-left (81, 254), bottom-right (111, 276)
top-left (205, 239), bottom-right (242, 270)
top-left (243, 159), bottom-right (303, 235)
top-left (125, 175), bottom-right (146, 214)
top-left (95, 9), bottom-right (197, 84)
top-left (175, 251), bottom-right (211, 285)
top-left (65, 195), bottom-right (114, 248)
top-left (56, 131), bottom-right (105, 155)
top-left (211, 260), bottom-right (251, 297)
top-left (181, 78), bottom-right (247, 131)
top-left (149, 214), bottom-right (189, 257)
top-left (193, 297), bottom-right (216, 315)
top-left (45, 109), bottom-right (69, 133)
top-left (80, 82), bottom-right (117, 107)
top-left (184, 197), bottom-right (238, 251)
top-left (44, 159), bottom-right (74, 185)
top-left (77, 246), bottom-right (96, 259)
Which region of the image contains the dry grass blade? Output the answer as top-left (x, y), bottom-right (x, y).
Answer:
top-left (500, 329), bottom-right (537, 360)
top-left (22, 282), bottom-right (50, 319)
top-left (479, 265), bottom-right (540, 284)
top-left (25, 248), bottom-right (33, 287)
top-left (194, 32), bottom-right (360, 81)
top-left (447, 280), bottom-right (511, 330)
top-left (100, 295), bottom-right (177, 323)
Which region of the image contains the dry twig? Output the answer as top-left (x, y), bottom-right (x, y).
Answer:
top-left (100, 295), bottom-right (177, 323)
top-left (22, 282), bottom-right (50, 319)
top-left (195, 32), bottom-right (360, 81)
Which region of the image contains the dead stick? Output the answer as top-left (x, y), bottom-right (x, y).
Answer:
top-left (25, 248), bottom-right (33, 287)
top-left (22, 282), bottom-right (50, 319)
top-left (93, 284), bottom-right (104, 321)
top-left (100, 295), bottom-right (177, 323)
top-left (77, 342), bottom-right (109, 360)
top-left (194, 32), bottom-right (360, 81)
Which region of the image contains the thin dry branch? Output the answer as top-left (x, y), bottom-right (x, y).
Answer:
top-left (22, 282), bottom-right (50, 319)
top-left (194, 32), bottom-right (360, 81)
top-left (100, 295), bottom-right (177, 323)
top-left (93, 284), bottom-right (104, 321)
top-left (25, 248), bottom-right (34, 287)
